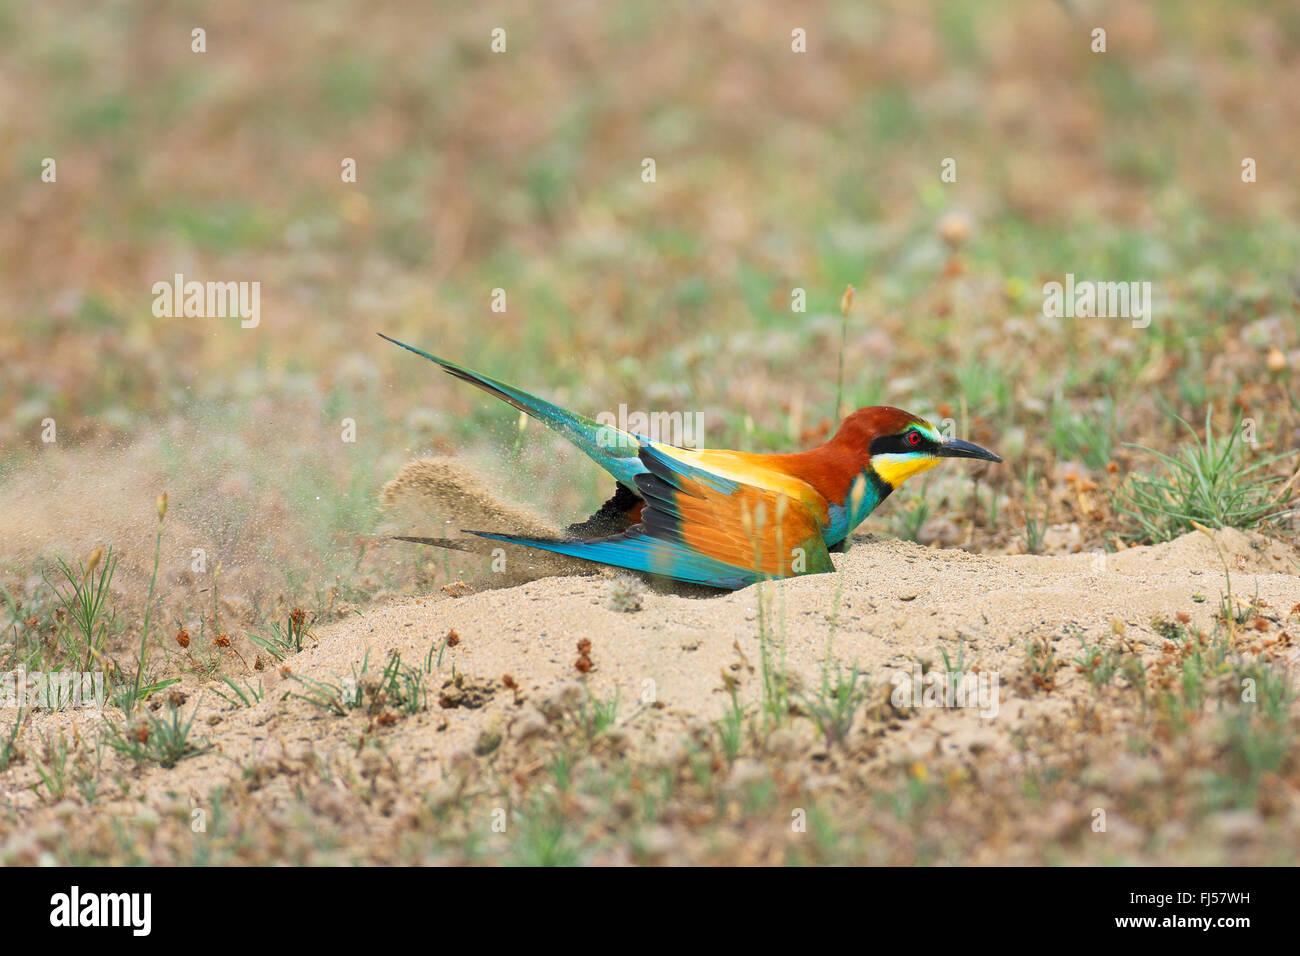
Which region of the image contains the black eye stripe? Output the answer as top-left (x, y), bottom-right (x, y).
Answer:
top-left (869, 430), bottom-right (930, 455)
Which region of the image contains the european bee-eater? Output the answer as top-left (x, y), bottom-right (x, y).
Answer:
top-left (380, 333), bottom-right (1002, 590)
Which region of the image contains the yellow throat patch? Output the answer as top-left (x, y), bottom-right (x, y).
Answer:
top-left (870, 453), bottom-right (940, 489)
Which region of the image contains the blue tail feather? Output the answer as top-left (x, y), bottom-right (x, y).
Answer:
top-left (467, 529), bottom-right (756, 590)
top-left (378, 333), bottom-right (646, 489)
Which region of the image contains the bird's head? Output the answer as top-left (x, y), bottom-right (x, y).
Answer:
top-left (839, 407), bottom-right (1003, 491)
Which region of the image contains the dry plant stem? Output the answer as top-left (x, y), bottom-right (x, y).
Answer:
top-left (131, 513), bottom-right (165, 716)
top-left (1273, 463), bottom-right (1300, 505)
top-left (834, 285), bottom-right (853, 421)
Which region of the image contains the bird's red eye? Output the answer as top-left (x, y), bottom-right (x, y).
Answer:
top-left (908, 431), bottom-right (921, 446)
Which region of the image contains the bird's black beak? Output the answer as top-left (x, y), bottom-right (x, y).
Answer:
top-left (937, 437), bottom-right (1003, 463)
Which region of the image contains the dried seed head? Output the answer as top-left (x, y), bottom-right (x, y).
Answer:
top-left (176, 627), bottom-right (190, 649)
top-left (938, 212), bottom-right (971, 249)
top-left (574, 656), bottom-right (592, 674)
top-left (156, 492), bottom-right (168, 521)
top-left (445, 629), bottom-right (460, 648)
top-left (1267, 346), bottom-right (1287, 375)
top-left (214, 633), bottom-right (230, 648)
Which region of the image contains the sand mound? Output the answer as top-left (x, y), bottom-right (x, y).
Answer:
top-left (206, 526), bottom-right (1300, 756)
top-left (380, 457), bottom-right (559, 538)
top-left (5, 524), bottom-right (1299, 864)
top-left (379, 457), bottom-right (600, 588)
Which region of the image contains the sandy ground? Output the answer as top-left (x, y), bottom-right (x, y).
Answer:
top-left (3, 475), bottom-right (1298, 863)
top-left (276, 524), bottom-right (1300, 763)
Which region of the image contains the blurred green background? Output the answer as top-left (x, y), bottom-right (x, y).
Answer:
top-left (1, 0), bottom-right (1297, 619)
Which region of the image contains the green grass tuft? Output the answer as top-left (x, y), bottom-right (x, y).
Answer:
top-left (1117, 410), bottom-right (1296, 543)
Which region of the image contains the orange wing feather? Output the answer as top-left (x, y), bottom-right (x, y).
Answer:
top-left (637, 442), bottom-right (835, 578)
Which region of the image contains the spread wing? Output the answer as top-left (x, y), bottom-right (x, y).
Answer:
top-left (468, 437), bottom-right (835, 589)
